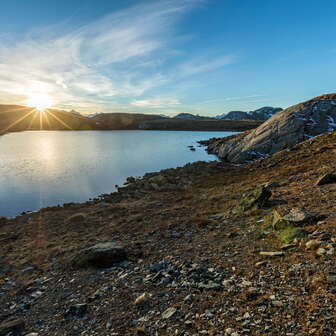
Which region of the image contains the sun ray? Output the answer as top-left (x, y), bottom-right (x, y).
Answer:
top-left (0, 106), bottom-right (33, 113)
top-left (39, 110), bottom-right (43, 130)
top-left (45, 109), bottom-right (73, 130)
top-left (27, 110), bottom-right (39, 130)
top-left (1, 108), bottom-right (37, 134)
top-left (43, 110), bottom-right (51, 129)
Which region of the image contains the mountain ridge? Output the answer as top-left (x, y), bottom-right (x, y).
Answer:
top-left (0, 104), bottom-right (261, 133)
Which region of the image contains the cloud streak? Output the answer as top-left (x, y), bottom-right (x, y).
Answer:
top-left (0, 0), bottom-right (235, 113)
top-left (131, 97), bottom-right (181, 108)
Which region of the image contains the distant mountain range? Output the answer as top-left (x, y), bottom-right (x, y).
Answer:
top-left (0, 104), bottom-right (262, 134)
top-left (173, 106), bottom-right (283, 121)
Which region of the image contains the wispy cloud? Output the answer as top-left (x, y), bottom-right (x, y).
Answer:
top-left (131, 97), bottom-right (181, 108)
top-left (177, 55), bottom-right (236, 77)
top-left (0, 0), bottom-right (235, 113)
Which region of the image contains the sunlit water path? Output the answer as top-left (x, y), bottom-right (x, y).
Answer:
top-left (0, 130), bottom-right (236, 217)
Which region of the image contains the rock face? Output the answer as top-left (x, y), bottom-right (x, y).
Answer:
top-left (209, 94), bottom-right (336, 163)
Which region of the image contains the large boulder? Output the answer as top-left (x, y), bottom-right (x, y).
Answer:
top-left (268, 208), bottom-right (315, 231)
top-left (71, 242), bottom-right (127, 268)
top-left (210, 94), bottom-right (336, 163)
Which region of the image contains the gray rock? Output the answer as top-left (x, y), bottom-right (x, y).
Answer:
top-left (208, 94), bottom-right (336, 163)
top-left (269, 208), bottom-right (314, 230)
top-left (162, 307), bottom-right (177, 319)
top-left (259, 251), bottom-right (284, 257)
top-left (64, 303), bottom-right (88, 319)
top-left (71, 242), bottom-right (127, 268)
top-left (0, 318), bottom-right (25, 336)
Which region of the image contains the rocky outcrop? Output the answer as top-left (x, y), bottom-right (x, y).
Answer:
top-left (208, 94), bottom-right (336, 163)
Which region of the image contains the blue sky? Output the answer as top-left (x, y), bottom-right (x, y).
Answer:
top-left (0, 0), bottom-right (335, 116)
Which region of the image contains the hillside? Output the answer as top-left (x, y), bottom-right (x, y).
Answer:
top-left (0, 105), bottom-right (261, 133)
top-left (205, 94), bottom-right (336, 163)
top-left (1, 126), bottom-right (336, 335)
top-left (0, 105), bottom-right (95, 133)
top-left (138, 118), bottom-right (262, 131)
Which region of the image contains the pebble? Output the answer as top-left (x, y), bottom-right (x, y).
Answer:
top-left (305, 240), bottom-right (321, 250)
top-left (162, 307), bottom-right (177, 319)
top-left (316, 247), bottom-right (326, 256)
top-left (259, 251), bottom-right (284, 257)
top-left (134, 292), bottom-right (151, 305)
top-left (255, 260), bottom-right (268, 267)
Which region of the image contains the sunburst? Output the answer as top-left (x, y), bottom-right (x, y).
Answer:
top-left (26, 94), bottom-right (53, 110)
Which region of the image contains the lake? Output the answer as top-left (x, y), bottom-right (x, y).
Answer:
top-left (0, 130), bottom-right (235, 217)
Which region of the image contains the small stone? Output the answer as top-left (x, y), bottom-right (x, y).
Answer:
top-left (259, 251), bottom-right (284, 257)
top-left (326, 275), bottom-right (336, 283)
top-left (225, 328), bottom-right (234, 335)
top-left (281, 243), bottom-right (297, 250)
top-left (134, 292), bottom-right (151, 305)
top-left (326, 247), bottom-right (335, 255)
top-left (198, 281), bottom-right (222, 290)
top-left (222, 279), bottom-right (235, 287)
top-left (64, 303), bottom-right (88, 319)
top-left (31, 290), bottom-right (43, 298)
top-left (255, 261), bottom-right (268, 267)
top-left (305, 240), bottom-right (322, 250)
top-left (20, 266), bottom-right (36, 275)
top-left (272, 300), bottom-right (283, 307)
top-left (184, 294), bottom-right (192, 302)
top-left (162, 307), bottom-right (177, 319)
top-left (316, 247), bottom-right (326, 256)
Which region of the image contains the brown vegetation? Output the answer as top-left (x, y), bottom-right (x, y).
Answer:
top-left (0, 130), bottom-right (335, 335)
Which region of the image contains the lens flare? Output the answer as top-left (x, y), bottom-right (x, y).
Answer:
top-left (26, 94), bottom-right (53, 110)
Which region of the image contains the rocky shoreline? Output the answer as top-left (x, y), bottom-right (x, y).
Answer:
top-left (1, 125), bottom-right (336, 335)
top-left (202, 94), bottom-right (336, 163)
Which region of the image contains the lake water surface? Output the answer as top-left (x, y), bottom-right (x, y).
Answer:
top-left (0, 130), bottom-right (235, 217)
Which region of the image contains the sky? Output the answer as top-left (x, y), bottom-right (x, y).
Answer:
top-left (0, 0), bottom-right (336, 116)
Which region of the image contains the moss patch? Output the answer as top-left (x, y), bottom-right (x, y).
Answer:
top-left (280, 227), bottom-right (309, 243)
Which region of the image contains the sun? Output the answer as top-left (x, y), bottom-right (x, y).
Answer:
top-left (26, 94), bottom-right (53, 110)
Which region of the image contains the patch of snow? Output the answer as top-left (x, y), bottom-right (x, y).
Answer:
top-left (249, 151), bottom-right (269, 158)
top-left (326, 115), bottom-right (336, 127)
top-left (307, 117), bottom-right (317, 126)
top-left (294, 113), bottom-right (308, 121)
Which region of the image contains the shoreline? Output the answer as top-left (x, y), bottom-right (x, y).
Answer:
top-left (1, 130), bottom-right (233, 219)
top-left (1, 130), bottom-right (336, 335)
